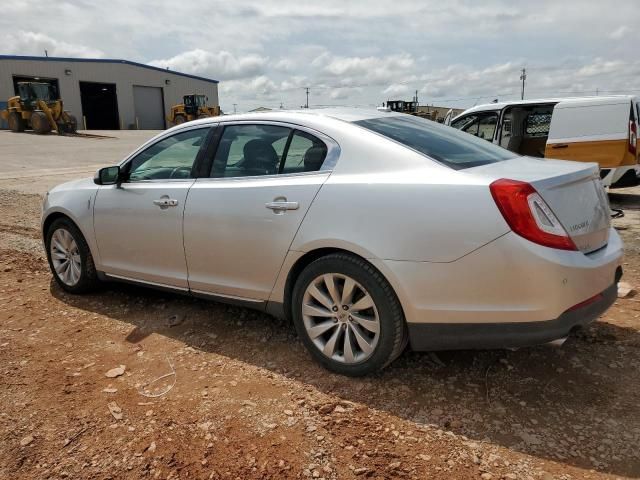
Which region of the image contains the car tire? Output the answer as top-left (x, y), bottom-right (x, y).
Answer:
top-left (292, 253), bottom-right (407, 376)
top-left (45, 217), bottom-right (99, 294)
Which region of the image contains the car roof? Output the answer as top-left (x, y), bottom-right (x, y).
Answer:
top-left (180, 107), bottom-right (404, 128)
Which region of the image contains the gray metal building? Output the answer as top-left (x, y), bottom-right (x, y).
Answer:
top-left (0, 55), bottom-right (219, 130)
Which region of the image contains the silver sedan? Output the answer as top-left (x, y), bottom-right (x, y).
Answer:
top-left (42, 108), bottom-right (623, 375)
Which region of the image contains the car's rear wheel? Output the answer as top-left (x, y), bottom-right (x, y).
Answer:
top-left (292, 253), bottom-right (407, 376)
top-left (45, 218), bottom-right (99, 293)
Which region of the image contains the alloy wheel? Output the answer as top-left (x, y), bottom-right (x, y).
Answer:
top-left (50, 228), bottom-right (82, 286)
top-left (302, 273), bottom-right (380, 364)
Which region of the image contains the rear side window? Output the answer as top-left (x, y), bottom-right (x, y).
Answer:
top-left (281, 131), bottom-right (328, 174)
top-left (211, 124), bottom-right (290, 177)
top-left (355, 115), bottom-right (516, 170)
top-left (210, 124), bottom-right (330, 177)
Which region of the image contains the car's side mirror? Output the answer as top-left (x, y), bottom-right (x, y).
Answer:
top-left (94, 166), bottom-right (121, 185)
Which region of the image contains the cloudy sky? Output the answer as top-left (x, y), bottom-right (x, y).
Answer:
top-left (3, 0), bottom-right (639, 112)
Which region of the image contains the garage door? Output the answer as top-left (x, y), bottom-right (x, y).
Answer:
top-left (133, 86), bottom-right (165, 130)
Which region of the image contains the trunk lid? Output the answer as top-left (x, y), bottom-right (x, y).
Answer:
top-left (469, 157), bottom-right (610, 253)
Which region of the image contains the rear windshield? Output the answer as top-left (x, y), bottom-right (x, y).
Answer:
top-left (354, 115), bottom-right (517, 170)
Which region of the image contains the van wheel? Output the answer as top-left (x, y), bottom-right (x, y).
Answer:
top-left (292, 253), bottom-right (407, 376)
top-left (45, 217), bottom-right (99, 294)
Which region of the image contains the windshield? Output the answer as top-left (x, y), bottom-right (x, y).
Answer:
top-left (30, 84), bottom-right (53, 101)
top-left (354, 115), bottom-right (517, 170)
top-left (19, 83), bottom-right (54, 102)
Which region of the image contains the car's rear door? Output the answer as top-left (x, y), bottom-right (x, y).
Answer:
top-left (93, 126), bottom-right (213, 288)
top-left (183, 122), bottom-right (337, 301)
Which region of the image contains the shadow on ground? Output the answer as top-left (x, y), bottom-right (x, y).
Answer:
top-left (52, 279), bottom-right (640, 477)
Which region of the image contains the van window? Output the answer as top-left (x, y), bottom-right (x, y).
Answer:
top-left (451, 112), bottom-right (498, 141)
top-left (354, 115), bottom-right (517, 170)
top-left (525, 113), bottom-right (552, 137)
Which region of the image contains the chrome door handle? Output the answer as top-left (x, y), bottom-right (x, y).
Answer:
top-left (153, 197), bottom-right (178, 209)
top-left (265, 201), bottom-right (299, 213)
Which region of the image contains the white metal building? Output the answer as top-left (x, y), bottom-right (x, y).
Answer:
top-left (0, 55), bottom-right (219, 130)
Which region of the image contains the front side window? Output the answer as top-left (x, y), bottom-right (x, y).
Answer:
top-left (354, 115), bottom-right (517, 170)
top-left (127, 128), bottom-right (209, 181)
top-left (451, 114), bottom-right (478, 133)
top-left (452, 113), bottom-right (498, 141)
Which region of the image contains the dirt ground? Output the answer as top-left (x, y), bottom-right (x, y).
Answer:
top-left (0, 167), bottom-right (639, 478)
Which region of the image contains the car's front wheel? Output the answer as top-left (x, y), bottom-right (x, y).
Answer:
top-left (292, 253), bottom-right (407, 376)
top-left (45, 217), bottom-right (99, 293)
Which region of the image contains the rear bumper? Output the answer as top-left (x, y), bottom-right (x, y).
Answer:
top-left (407, 281), bottom-right (618, 351)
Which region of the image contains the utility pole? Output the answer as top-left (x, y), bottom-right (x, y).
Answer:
top-left (232, 103), bottom-right (237, 114)
top-left (44, 49), bottom-right (48, 57)
top-left (415, 89), bottom-right (419, 112)
top-left (520, 68), bottom-right (527, 100)
top-left (304, 87), bottom-right (310, 108)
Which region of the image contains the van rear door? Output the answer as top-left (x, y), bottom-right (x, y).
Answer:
top-left (545, 98), bottom-right (630, 169)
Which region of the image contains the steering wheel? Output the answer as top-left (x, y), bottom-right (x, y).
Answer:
top-left (169, 166), bottom-right (191, 179)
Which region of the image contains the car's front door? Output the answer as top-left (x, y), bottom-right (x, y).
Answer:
top-left (93, 126), bottom-right (212, 288)
top-left (183, 123), bottom-right (336, 300)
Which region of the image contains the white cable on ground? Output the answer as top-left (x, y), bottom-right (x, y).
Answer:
top-left (137, 357), bottom-right (176, 398)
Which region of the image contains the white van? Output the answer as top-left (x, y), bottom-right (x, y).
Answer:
top-left (447, 96), bottom-right (639, 188)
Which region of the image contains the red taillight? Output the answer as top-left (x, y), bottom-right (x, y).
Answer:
top-left (490, 178), bottom-right (577, 251)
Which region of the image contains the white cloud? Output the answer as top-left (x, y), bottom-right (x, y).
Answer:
top-left (2, 1), bottom-right (639, 111)
top-left (382, 84), bottom-right (410, 96)
top-left (609, 25), bottom-right (630, 40)
top-left (273, 58), bottom-right (294, 72)
top-left (322, 53), bottom-right (415, 84)
top-left (149, 49), bottom-right (267, 81)
top-left (1, 31), bottom-right (104, 58)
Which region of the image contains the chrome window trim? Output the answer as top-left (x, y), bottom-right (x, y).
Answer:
top-left (210, 120), bottom-right (341, 178)
top-left (195, 170), bottom-right (331, 184)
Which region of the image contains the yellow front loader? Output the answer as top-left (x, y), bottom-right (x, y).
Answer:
top-left (167, 94), bottom-right (220, 125)
top-left (0, 82), bottom-right (77, 134)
